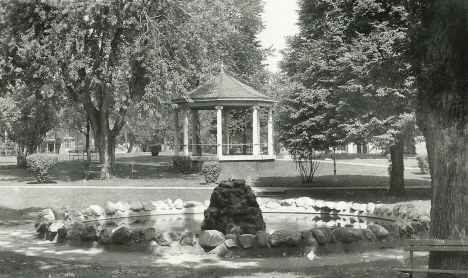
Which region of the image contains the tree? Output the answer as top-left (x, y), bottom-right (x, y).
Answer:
top-left (277, 81), bottom-right (334, 183)
top-left (1, 0), bottom-right (266, 178)
top-left (0, 94), bottom-right (56, 167)
top-left (280, 0), bottom-right (417, 195)
top-left (411, 0), bottom-right (468, 273)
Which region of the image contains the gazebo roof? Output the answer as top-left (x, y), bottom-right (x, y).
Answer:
top-left (172, 72), bottom-right (276, 109)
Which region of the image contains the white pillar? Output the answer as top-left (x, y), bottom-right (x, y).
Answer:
top-left (268, 107), bottom-right (274, 155)
top-left (182, 108), bottom-right (189, 156)
top-left (252, 106), bottom-right (260, 156)
top-left (173, 109), bottom-right (179, 155)
top-left (216, 106), bottom-right (223, 157)
top-left (191, 110), bottom-right (200, 156)
top-left (224, 110), bottom-right (229, 154)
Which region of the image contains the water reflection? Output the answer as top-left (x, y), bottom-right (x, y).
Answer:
top-left (91, 213), bottom-right (383, 234)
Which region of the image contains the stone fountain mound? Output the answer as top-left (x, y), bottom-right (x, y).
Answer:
top-left (201, 179), bottom-right (266, 235)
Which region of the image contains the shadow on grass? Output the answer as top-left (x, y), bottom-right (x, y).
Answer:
top-left (0, 206), bottom-right (42, 221)
top-left (256, 174), bottom-right (431, 204)
top-left (256, 174), bottom-right (431, 188)
top-left (0, 164), bottom-right (34, 182)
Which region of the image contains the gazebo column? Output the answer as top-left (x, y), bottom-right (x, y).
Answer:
top-left (216, 106), bottom-right (223, 157)
top-left (268, 107), bottom-right (274, 155)
top-left (223, 110), bottom-right (229, 154)
top-left (191, 110), bottom-right (201, 156)
top-left (182, 108), bottom-right (189, 156)
top-left (173, 109), bottom-right (179, 155)
top-left (252, 106), bottom-right (260, 156)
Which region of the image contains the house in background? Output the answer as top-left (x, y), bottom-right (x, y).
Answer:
top-left (38, 133), bottom-right (76, 154)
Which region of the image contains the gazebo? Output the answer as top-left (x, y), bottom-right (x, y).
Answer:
top-left (172, 72), bottom-right (277, 161)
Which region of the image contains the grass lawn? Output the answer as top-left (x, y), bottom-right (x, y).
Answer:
top-left (0, 152), bottom-right (432, 278)
top-left (0, 152), bottom-right (431, 214)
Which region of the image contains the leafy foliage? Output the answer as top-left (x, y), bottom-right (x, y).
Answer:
top-left (173, 156), bottom-right (192, 174)
top-left (279, 0), bottom-right (419, 192)
top-left (26, 153), bottom-right (58, 183)
top-left (416, 155), bottom-right (429, 174)
top-left (201, 161), bottom-right (221, 183)
top-left (0, 0), bottom-right (269, 177)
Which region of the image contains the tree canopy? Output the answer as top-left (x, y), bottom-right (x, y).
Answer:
top-left (279, 0), bottom-right (418, 194)
top-left (0, 0), bottom-right (269, 176)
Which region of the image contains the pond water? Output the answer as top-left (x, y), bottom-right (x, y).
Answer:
top-left (94, 213), bottom-right (389, 234)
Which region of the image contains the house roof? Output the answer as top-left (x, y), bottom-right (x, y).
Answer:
top-left (172, 72), bottom-right (276, 109)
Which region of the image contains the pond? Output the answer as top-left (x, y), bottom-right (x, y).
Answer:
top-left (93, 213), bottom-right (389, 234)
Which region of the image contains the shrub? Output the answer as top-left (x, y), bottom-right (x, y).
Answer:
top-left (416, 155), bottom-right (429, 174)
top-left (149, 145), bottom-right (161, 156)
top-left (173, 156), bottom-right (192, 174)
top-left (26, 154), bottom-right (59, 183)
top-left (202, 161), bottom-right (221, 183)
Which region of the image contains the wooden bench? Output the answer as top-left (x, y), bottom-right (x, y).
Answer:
top-left (83, 161), bottom-right (103, 180)
top-left (69, 150), bottom-right (99, 161)
top-left (129, 163), bottom-right (139, 178)
top-left (396, 239), bottom-right (468, 278)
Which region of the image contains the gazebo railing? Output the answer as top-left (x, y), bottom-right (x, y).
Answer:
top-left (173, 143), bottom-right (270, 156)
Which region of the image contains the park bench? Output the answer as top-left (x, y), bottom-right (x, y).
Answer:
top-left (83, 161), bottom-right (103, 180)
top-left (129, 163), bottom-right (139, 178)
top-left (396, 239), bottom-right (468, 278)
top-left (69, 150), bottom-right (99, 161)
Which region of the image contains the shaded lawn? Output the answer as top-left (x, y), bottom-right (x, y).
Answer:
top-left (0, 249), bottom-right (428, 278)
top-left (0, 152), bottom-right (428, 186)
top-left (0, 152), bottom-right (431, 213)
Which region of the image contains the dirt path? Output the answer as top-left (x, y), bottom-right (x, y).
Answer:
top-left (0, 224), bottom-right (428, 278)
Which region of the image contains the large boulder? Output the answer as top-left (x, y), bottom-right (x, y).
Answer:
top-left (81, 224), bottom-right (100, 241)
top-left (198, 230), bottom-right (226, 248)
top-left (35, 208), bottom-right (56, 233)
top-left (111, 226), bottom-right (133, 244)
top-left (156, 232), bottom-right (179, 246)
top-left (332, 227), bottom-right (363, 243)
top-left (310, 229), bottom-right (327, 245)
top-left (225, 234), bottom-right (238, 248)
top-left (129, 201), bottom-right (143, 212)
top-left (180, 231), bottom-right (197, 246)
top-left (66, 223), bottom-right (86, 240)
top-left (301, 230), bottom-right (317, 246)
top-left (255, 231), bottom-right (269, 248)
top-left (367, 224), bottom-right (390, 239)
top-left (238, 234), bottom-right (255, 249)
top-left (99, 229), bottom-right (113, 244)
top-left (201, 179), bottom-right (266, 235)
top-left (268, 230), bottom-right (302, 247)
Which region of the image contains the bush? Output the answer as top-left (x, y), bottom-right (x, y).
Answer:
top-left (173, 156), bottom-right (192, 174)
top-left (416, 155), bottom-right (429, 174)
top-left (149, 145), bottom-right (161, 156)
top-left (202, 161), bottom-right (221, 183)
top-left (26, 154), bottom-right (59, 183)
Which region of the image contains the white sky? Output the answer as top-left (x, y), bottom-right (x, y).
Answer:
top-left (257, 0), bottom-right (300, 72)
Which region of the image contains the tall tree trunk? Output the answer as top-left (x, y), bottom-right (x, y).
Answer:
top-left (388, 137), bottom-right (405, 197)
top-left (412, 0), bottom-right (468, 275)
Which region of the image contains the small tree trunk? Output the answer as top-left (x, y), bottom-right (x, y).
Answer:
top-left (16, 145), bottom-right (27, 168)
top-left (85, 117), bottom-right (91, 161)
top-left (243, 134), bottom-right (247, 154)
top-left (388, 137), bottom-right (405, 197)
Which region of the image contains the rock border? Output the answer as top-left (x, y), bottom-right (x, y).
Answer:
top-left (34, 197), bottom-right (430, 257)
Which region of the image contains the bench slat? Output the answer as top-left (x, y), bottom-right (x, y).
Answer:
top-left (396, 268), bottom-right (468, 274)
top-left (405, 239), bottom-right (468, 246)
top-left (405, 246), bottom-right (468, 252)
